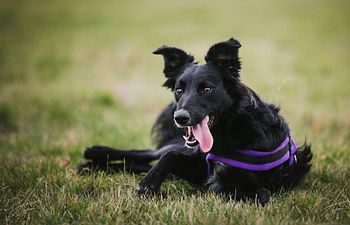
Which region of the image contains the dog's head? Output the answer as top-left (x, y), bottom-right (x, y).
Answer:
top-left (154, 38), bottom-right (243, 152)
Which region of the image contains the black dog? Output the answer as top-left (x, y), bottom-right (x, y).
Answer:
top-left (78, 38), bottom-right (312, 205)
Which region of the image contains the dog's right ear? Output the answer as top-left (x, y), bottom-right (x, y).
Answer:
top-left (153, 46), bottom-right (194, 78)
top-left (205, 38), bottom-right (241, 79)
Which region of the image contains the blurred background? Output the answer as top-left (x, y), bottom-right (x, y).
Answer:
top-left (1, 0), bottom-right (350, 224)
top-left (0, 0), bottom-right (349, 167)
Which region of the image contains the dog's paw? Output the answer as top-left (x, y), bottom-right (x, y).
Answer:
top-left (76, 161), bottom-right (96, 175)
top-left (137, 183), bottom-right (159, 197)
top-left (256, 188), bottom-right (271, 206)
top-left (76, 161), bottom-right (109, 175)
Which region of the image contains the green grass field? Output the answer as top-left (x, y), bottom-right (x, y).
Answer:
top-left (1, 0), bottom-right (349, 224)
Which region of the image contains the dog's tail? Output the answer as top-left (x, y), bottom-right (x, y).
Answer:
top-left (284, 142), bottom-right (313, 188)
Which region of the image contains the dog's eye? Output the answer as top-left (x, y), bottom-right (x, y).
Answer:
top-left (175, 88), bottom-right (183, 96)
top-left (203, 87), bottom-right (212, 94)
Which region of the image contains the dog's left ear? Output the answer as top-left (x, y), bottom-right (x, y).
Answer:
top-left (205, 38), bottom-right (241, 78)
top-left (153, 46), bottom-right (194, 78)
top-left (153, 46), bottom-right (194, 90)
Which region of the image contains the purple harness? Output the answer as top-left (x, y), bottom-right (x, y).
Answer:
top-left (206, 134), bottom-right (297, 175)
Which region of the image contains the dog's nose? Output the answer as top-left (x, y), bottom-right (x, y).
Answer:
top-left (174, 110), bottom-right (190, 126)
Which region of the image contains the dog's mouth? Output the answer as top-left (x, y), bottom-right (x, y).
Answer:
top-left (183, 114), bottom-right (215, 153)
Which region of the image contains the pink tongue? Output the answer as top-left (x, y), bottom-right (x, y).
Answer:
top-left (191, 116), bottom-right (213, 153)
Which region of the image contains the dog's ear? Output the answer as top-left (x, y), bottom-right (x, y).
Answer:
top-left (153, 46), bottom-right (194, 78)
top-left (205, 38), bottom-right (241, 78)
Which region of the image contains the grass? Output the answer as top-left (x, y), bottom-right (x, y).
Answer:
top-left (0, 0), bottom-right (349, 224)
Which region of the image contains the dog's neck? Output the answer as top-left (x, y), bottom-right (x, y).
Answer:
top-left (211, 93), bottom-right (289, 153)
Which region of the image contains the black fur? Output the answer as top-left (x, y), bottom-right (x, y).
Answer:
top-left (78, 38), bottom-right (312, 205)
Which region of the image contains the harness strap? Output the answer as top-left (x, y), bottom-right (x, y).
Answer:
top-left (205, 135), bottom-right (297, 175)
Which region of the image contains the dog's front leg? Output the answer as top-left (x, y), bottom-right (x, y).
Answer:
top-left (138, 149), bottom-right (206, 196)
